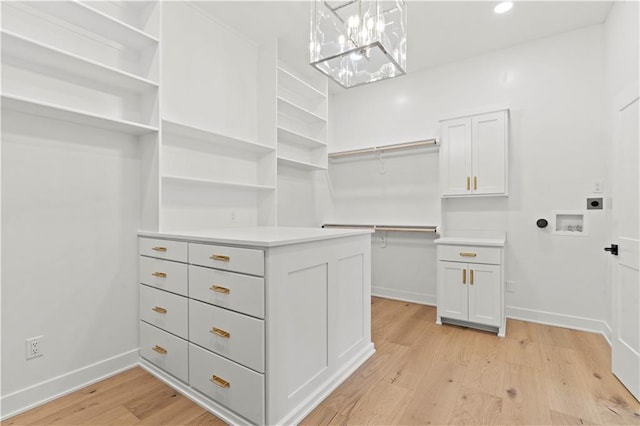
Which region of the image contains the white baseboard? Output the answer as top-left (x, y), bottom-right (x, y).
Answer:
top-left (506, 305), bottom-right (610, 338)
top-left (372, 287), bottom-right (436, 306)
top-left (1, 349), bottom-right (139, 421)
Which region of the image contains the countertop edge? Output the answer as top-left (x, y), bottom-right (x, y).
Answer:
top-left (138, 228), bottom-right (374, 248)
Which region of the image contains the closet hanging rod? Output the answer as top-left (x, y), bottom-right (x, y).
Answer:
top-left (328, 138), bottom-right (438, 158)
top-left (323, 224), bottom-right (438, 233)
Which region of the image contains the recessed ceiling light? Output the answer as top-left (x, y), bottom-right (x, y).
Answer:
top-left (494, 1), bottom-right (513, 14)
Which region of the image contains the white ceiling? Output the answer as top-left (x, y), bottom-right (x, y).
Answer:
top-left (197, 1), bottom-right (613, 92)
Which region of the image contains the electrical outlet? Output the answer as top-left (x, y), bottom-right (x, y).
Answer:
top-left (26, 336), bottom-right (43, 360)
top-left (231, 211), bottom-right (237, 222)
top-left (506, 280), bottom-right (516, 293)
top-left (593, 179), bottom-right (603, 193)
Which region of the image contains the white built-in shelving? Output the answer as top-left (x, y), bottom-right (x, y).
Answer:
top-left (163, 119), bottom-right (274, 155)
top-left (1, 1), bottom-right (160, 135)
top-left (162, 175), bottom-right (276, 192)
top-left (2, 94), bottom-right (158, 136)
top-left (276, 63), bottom-right (328, 172)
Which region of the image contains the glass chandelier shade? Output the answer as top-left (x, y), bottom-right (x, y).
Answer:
top-left (310, 0), bottom-right (407, 89)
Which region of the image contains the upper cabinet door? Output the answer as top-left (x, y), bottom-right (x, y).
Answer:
top-left (440, 109), bottom-right (508, 197)
top-left (472, 111), bottom-right (508, 196)
top-left (440, 117), bottom-right (472, 196)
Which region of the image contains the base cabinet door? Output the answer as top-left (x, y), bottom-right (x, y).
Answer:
top-left (437, 261), bottom-right (469, 322)
top-left (467, 263), bottom-right (501, 327)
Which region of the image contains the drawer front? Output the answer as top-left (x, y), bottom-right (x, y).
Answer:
top-left (189, 344), bottom-right (264, 425)
top-left (189, 265), bottom-right (264, 319)
top-left (139, 285), bottom-right (188, 339)
top-left (139, 321), bottom-right (188, 383)
top-left (189, 299), bottom-right (265, 373)
top-left (139, 238), bottom-right (187, 263)
top-left (139, 257), bottom-right (188, 296)
top-left (437, 245), bottom-right (501, 265)
top-left (189, 243), bottom-right (264, 276)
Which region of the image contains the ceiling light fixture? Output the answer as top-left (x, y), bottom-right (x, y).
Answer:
top-left (494, 1), bottom-right (513, 14)
top-left (310, 0), bottom-right (407, 89)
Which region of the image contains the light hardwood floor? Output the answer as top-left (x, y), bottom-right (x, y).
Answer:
top-left (5, 297), bottom-right (640, 425)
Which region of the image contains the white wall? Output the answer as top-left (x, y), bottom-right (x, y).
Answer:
top-left (329, 25), bottom-right (610, 331)
top-left (1, 112), bottom-right (140, 417)
top-left (603, 0), bottom-right (639, 335)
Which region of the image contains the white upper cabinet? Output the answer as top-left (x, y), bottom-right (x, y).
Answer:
top-left (440, 109), bottom-right (508, 197)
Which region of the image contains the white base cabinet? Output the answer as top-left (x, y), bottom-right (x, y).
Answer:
top-left (435, 237), bottom-right (506, 336)
top-left (138, 227), bottom-right (374, 425)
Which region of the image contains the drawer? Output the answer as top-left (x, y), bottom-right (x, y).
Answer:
top-left (189, 299), bottom-right (265, 373)
top-left (139, 285), bottom-right (188, 339)
top-left (189, 265), bottom-right (264, 319)
top-left (139, 321), bottom-right (188, 383)
top-left (139, 238), bottom-right (187, 263)
top-left (189, 344), bottom-right (264, 425)
top-left (437, 244), bottom-right (501, 265)
top-left (189, 243), bottom-right (264, 276)
top-left (139, 257), bottom-right (188, 296)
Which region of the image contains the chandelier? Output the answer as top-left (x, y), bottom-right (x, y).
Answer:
top-left (310, 0), bottom-right (407, 89)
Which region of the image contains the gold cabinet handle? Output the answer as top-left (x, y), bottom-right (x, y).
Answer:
top-left (152, 246), bottom-right (167, 252)
top-left (152, 345), bottom-right (167, 355)
top-left (462, 269), bottom-right (467, 284)
top-left (210, 285), bottom-right (230, 294)
top-left (470, 269), bottom-right (474, 285)
top-left (210, 254), bottom-right (230, 262)
top-left (210, 327), bottom-right (230, 338)
top-left (152, 272), bottom-right (167, 278)
top-left (211, 375), bottom-right (230, 388)
top-left (474, 176), bottom-right (478, 190)
top-left (459, 252), bottom-right (477, 257)
top-left (152, 306), bottom-right (167, 314)
top-left (466, 176), bottom-right (471, 190)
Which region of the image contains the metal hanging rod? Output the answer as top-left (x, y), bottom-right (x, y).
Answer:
top-left (328, 138), bottom-right (438, 159)
top-left (323, 224), bottom-right (438, 233)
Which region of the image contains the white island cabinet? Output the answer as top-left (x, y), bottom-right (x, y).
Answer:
top-left (137, 227), bottom-right (374, 425)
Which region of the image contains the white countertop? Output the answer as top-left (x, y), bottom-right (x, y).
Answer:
top-left (434, 236), bottom-right (506, 247)
top-left (139, 226), bottom-right (373, 248)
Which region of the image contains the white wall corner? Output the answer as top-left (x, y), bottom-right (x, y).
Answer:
top-left (0, 349), bottom-right (139, 421)
top-left (602, 321), bottom-right (613, 346)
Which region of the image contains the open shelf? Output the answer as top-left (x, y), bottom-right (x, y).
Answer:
top-left (277, 156), bottom-right (327, 171)
top-left (2, 94), bottom-right (158, 136)
top-left (277, 66), bottom-right (326, 101)
top-left (162, 175), bottom-right (276, 191)
top-left (30, 1), bottom-right (158, 50)
top-left (277, 126), bottom-right (326, 148)
top-left (162, 119), bottom-right (274, 154)
top-left (277, 97), bottom-right (327, 124)
top-left (1, 30), bottom-right (159, 93)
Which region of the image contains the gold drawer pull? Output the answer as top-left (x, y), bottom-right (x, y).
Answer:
top-left (466, 176), bottom-right (471, 190)
top-left (462, 269), bottom-right (466, 284)
top-left (210, 254), bottom-right (230, 262)
top-left (152, 306), bottom-right (167, 314)
top-left (152, 246), bottom-right (167, 252)
top-left (459, 252), bottom-right (477, 257)
top-left (210, 327), bottom-right (230, 338)
top-left (152, 345), bottom-right (167, 355)
top-left (152, 272), bottom-right (167, 278)
top-left (474, 176), bottom-right (478, 190)
top-left (211, 375), bottom-right (230, 388)
top-left (210, 285), bottom-right (230, 294)
top-left (470, 269), bottom-right (474, 285)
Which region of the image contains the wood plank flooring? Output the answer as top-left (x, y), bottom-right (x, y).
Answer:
top-left (5, 297), bottom-right (640, 425)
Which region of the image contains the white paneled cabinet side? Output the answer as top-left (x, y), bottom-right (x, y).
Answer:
top-left (439, 108), bottom-right (509, 197)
